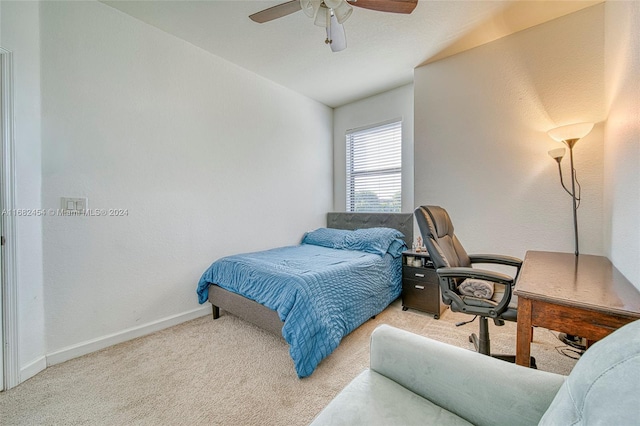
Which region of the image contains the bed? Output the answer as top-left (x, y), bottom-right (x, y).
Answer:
top-left (196, 212), bottom-right (413, 378)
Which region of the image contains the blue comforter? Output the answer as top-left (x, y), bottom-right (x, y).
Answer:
top-left (197, 229), bottom-right (404, 378)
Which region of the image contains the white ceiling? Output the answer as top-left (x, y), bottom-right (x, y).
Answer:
top-left (102, 0), bottom-right (599, 108)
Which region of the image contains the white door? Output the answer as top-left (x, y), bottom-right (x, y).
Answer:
top-left (0, 53), bottom-right (4, 391)
top-left (0, 48), bottom-right (18, 391)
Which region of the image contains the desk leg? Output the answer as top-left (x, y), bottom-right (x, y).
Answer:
top-left (516, 298), bottom-right (533, 366)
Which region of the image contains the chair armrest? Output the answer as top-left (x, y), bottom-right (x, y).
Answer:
top-left (437, 266), bottom-right (514, 286)
top-left (370, 325), bottom-right (565, 426)
top-left (469, 254), bottom-right (523, 268)
top-left (469, 254), bottom-right (523, 281)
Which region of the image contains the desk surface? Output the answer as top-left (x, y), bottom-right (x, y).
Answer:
top-left (515, 251), bottom-right (640, 318)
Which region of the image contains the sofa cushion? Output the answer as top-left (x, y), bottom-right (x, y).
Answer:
top-left (369, 324), bottom-right (564, 426)
top-left (310, 369), bottom-right (473, 426)
top-left (539, 319), bottom-right (640, 425)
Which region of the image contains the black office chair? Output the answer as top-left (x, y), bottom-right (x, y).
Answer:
top-left (415, 205), bottom-right (535, 366)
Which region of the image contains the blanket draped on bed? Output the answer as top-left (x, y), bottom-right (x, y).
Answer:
top-left (197, 243), bottom-right (402, 378)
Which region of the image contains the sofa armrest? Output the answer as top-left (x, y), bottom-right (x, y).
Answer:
top-left (370, 325), bottom-right (565, 426)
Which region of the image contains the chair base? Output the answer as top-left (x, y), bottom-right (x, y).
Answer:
top-left (558, 333), bottom-right (586, 351)
top-left (470, 332), bottom-right (537, 369)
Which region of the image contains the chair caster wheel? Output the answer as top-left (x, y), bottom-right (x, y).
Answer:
top-left (434, 315), bottom-right (439, 320)
top-left (402, 306), bottom-right (408, 311)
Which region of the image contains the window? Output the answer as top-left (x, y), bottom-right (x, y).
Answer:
top-left (346, 120), bottom-right (402, 212)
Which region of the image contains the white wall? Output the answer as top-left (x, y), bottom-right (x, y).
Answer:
top-left (604, 1), bottom-right (640, 289)
top-left (1, 1), bottom-right (47, 382)
top-left (333, 84), bottom-right (414, 213)
top-left (39, 1), bottom-right (332, 362)
top-left (414, 5), bottom-right (605, 260)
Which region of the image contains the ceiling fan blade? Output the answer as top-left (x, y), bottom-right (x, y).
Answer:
top-left (348, 0), bottom-right (417, 14)
top-left (249, 0), bottom-right (302, 23)
top-left (327, 13), bottom-right (346, 52)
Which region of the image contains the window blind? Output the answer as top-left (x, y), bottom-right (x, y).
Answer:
top-left (346, 120), bottom-right (402, 213)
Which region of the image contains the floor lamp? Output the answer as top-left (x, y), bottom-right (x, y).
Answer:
top-left (547, 122), bottom-right (594, 256)
top-left (547, 122), bottom-right (594, 351)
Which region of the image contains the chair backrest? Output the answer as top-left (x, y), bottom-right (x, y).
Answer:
top-left (414, 206), bottom-right (471, 269)
top-left (539, 318), bottom-right (640, 425)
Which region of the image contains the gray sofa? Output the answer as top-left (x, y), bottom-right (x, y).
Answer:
top-left (310, 320), bottom-right (640, 425)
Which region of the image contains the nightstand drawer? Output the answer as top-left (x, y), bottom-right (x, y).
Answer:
top-left (403, 266), bottom-right (436, 282)
top-left (403, 277), bottom-right (439, 302)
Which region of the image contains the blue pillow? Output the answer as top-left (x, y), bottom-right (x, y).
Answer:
top-left (347, 227), bottom-right (406, 257)
top-left (387, 238), bottom-right (408, 258)
top-left (302, 227), bottom-right (406, 258)
top-left (301, 227), bottom-right (352, 250)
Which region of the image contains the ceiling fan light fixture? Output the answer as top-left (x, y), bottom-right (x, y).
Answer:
top-left (333, 1), bottom-right (353, 24)
top-left (300, 0), bottom-right (313, 17)
top-left (300, 0), bottom-right (322, 18)
top-left (324, 0), bottom-right (343, 9)
top-left (314, 6), bottom-right (329, 27)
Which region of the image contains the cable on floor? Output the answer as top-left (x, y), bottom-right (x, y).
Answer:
top-left (546, 329), bottom-right (583, 360)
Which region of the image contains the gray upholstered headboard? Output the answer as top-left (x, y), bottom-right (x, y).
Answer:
top-left (326, 212), bottom-right (414, 247)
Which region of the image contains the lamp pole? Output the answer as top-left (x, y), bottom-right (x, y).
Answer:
top-left (566, 139), bottom-right (579, 256)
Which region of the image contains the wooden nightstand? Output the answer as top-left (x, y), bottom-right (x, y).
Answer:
top-left (401, 250), bottom-right (447, 319)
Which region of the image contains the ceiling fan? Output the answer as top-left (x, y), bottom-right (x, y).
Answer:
top-left (249, 0), bottom-right (418, 52)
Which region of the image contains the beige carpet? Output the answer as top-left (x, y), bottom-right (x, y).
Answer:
top-left (0, 300), bottom-right (578, 425)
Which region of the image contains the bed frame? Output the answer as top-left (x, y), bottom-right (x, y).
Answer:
top-left (208, 212), bottom-right (414, 337)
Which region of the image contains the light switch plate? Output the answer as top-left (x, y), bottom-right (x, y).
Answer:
top-left (61, 197), bottom-right (88, 213)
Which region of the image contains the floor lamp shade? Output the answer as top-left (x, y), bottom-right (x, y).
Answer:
top-left (547, 122), bottom-right (594, 144)
top-left (548, 148), bottom-right (566, 161)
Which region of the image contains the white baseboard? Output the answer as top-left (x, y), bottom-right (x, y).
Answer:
top-left (20, 355), bottom-right (47, 383)
top-left (46, 305), bottom-right (212, 367)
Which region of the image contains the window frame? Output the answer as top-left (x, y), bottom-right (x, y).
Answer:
top-left (345, 119), bottom-right (402, 213)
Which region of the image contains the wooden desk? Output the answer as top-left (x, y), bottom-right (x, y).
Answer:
top-left (515, 250), bottom-right (640, 367)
